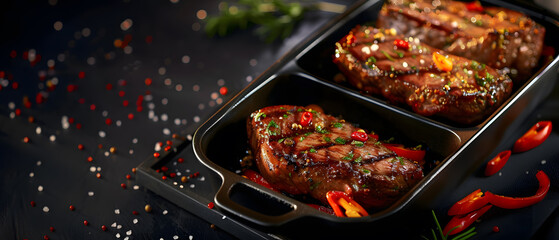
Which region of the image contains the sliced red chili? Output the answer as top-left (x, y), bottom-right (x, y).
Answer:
top-left (512, 121), bottom-right (552, 153)
top-left (326, 191), bottom-right (368, 217)
top-left (447, 189), bottom-right (490, 216)
top-left (433, 52), bottom-right (453, 72)
top-left (300, 111), bottom-right (313, 127)
top-left (242, 169), bottom-right (277, 192)
top-left (485, 170), bottom-right (550, 209)
top-left (465, 1), bottom-right (484, 12)
top-left (351, 130), bottom-right (368, 142)
top-left (383, 143), bottom-right (426, 165)
top-left (346, 34), bottom-right (356, 45)
top-left (393, 39), bottom-right (409, 50)
top-left (443, 205), bottom-right (492, 236)
top-left (484, 150), bottom-right (511, 176)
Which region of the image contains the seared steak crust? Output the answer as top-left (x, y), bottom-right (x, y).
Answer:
top-left (378, 0), bottom-right (545, 82)
top-left (333, 26), bottom-right (513, 124)
top-left (247, 105), bottom-right (423, 209)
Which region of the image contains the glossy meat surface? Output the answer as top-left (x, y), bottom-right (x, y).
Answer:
top-left (247, 105), bottom-right (423, 209)
top-left (333, 26), bottom-right (513, 125)
top-left (377, 0), bottom-right (545, 82)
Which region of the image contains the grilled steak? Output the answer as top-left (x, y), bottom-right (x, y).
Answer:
top-left (377, 0), bottom-right (545, 82)
top-left (333, 26), bottom-right (513, 124)
top-left (247, 105), bottom-right (423, 210)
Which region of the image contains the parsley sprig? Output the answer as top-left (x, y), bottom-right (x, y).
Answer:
top-left (205, 0), bottom-right (346, 42)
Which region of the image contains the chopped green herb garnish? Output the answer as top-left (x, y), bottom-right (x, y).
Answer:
top-left (362, 169), bottom-right (370, 173)
top-left (309, 148), bottom-right (317, 153)
top-left (351, 140), bottom-right (364, 147)
top-left (393, 49), bottom-right (404, 58)
top-left (266, 120), bottom-right (279, 135)
top-left (333, 122), bottom-right (343, 128)
top-left (254, 112), bottom-right (266, 121)
top-left (323, 136), bottom-right (331, 142)
top-left (381, 50), bottom-right (395, 61)
top-left (335, 137), bottom-right (346, 144)
top-left (315, 125), bottom-right (329, 134)
top-left (342, 152), bottom-right (354, 160)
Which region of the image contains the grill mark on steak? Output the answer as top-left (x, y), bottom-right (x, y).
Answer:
top-left (333, 26), bottom-right (513, 124)
top-left (247, 105), bottom-right (424, 210)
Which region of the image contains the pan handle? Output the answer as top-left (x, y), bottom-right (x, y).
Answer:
top-left (214, 176), bottom-right (311, 226)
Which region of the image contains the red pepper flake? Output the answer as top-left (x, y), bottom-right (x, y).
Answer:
top-left (144, 78), bottom-right (152, 86)
top-left (166, 140), bottom-right (172, 146)
top-left (351, 130), bottom-right (368, 142)
top-left (78, 98), bottom-right (86, 104)
top-left (101, 225), bottom-right (108, 231)
top-left (105, 118), bottom-right (112, 125)
top-left (132, 210), bottom-right (139, 215)
top-left (127, 113), bottom-right (134, 120)
top-left (125, 174), bottom-right (131, 180)
top-left (153, 152), bottom-right (161, 158)
top-left (9, 50), bottom-right (17, 58)
top-left (493, 226), bottom-right (500, 233)
top-left (118, 90), bottom-right (125, 97)
top-left (89, 104), bottom-right (96, 111)
top-left (346, 34), bottom-right (355, 45)
top-left (30, 201), bottom-right (36, 207)
top-left (136, 106), bottom-right (143, 112)
top-left (207, 202), bottom-right (215, 209)
top-left (83, 220), bottom-right (89, 226)
top-left (78, 71), bottom-right (86, 79)
top-left (122, 100), bottom-right (129, 107)
top-left (300, 111), bottom-right (313, 127)
top-left (23, 137), bottom-right (30, 143)
top-left (193, 172), bottom-right (200, 178)
top-left (120, 183), bottom-right (126, 189)
top-left (15, 108), bottom-right (21, 116)
top-left (169, 172), bottom-right (176, 178)
top-left (160, 166), bottom-right (168, 172)
top-left (75, 123), bottom-right (82, 129)
top-left (96, 173), bottom-right (101, 179)
top-left (78, 144), bottom-right (84, 150)
top-left (69, 205), bottom-right (75, 211)
top-left (98, 144), bottom-right (103, 149)
top-left (105, 83), bottom-right (113, 90)
top-left (87, 156), bottom-right (93, 162)
top-left (49, 227), bottom-right (55, 232)
top-left (219, 86), bottom-right (228, 95)
top-left (393, 39), bottom-right (409, 50)
top-left (177, 158), bottom-right (184, 163)
top-left (43, 235), bottom-right (49, 240)
top-left (68, 117), bottom-right (75, 124)
top-left (67, 84), bottom-right (78, 92)
top-left (145, 35), bottom-right (153, 43)
top-left (466, 1), bottom-right (484, 12)
top-left (12, 82), bottom-right (19, 90)
top-left (162, 176), bottom-right (167, 180)
top-left (164, 145), bottom-right (171, 151)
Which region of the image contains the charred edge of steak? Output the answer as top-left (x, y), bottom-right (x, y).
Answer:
top-left (247, 105), bottom-right (424, 210)
top-left (333, 26), bottom-right (513, 125)
top-left (378, 0), bottom-right (545, 83)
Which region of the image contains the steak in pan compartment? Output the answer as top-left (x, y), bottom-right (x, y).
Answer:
top-left (333, 26), bottom-right (513, 125)
top-left (377, 0), bottom-right (545, 82)
top-left (247, 105), bottom-right (424, 211)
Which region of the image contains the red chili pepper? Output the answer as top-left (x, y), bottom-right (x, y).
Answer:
top-left (433, 52), bottom-right (453, 72)
top-left (300, 111), bottom-right (313, 127)
top-left (326, 191), bottom-right (368, 217)
top-left (243, 169), bottom-right (277, 192)
top-left (484, 150), bottom-right (511, 176)
top-left (346, 34), bottom-right (356, 45)
top-left (465, 1), bottom-right (484, 12)
top-left (369, 132), bottom-right (379, 141)
top-left (512, 121), bottom-right (552, 153)
top-left (393, 39), bottom-right (409, 50)
top-left (351, 130), bottom-right (368, 142)
top-left (447, 189), bottom-right (490, 216)
top-left (383, 143), bottom-right (426, 165)
top-left (485, 170), bottom-right (550, 209)
top-left (443, 205), bottom-right (492, 236)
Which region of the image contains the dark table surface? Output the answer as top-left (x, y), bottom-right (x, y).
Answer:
top-left (1, 0), bottom-right (558, 239)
